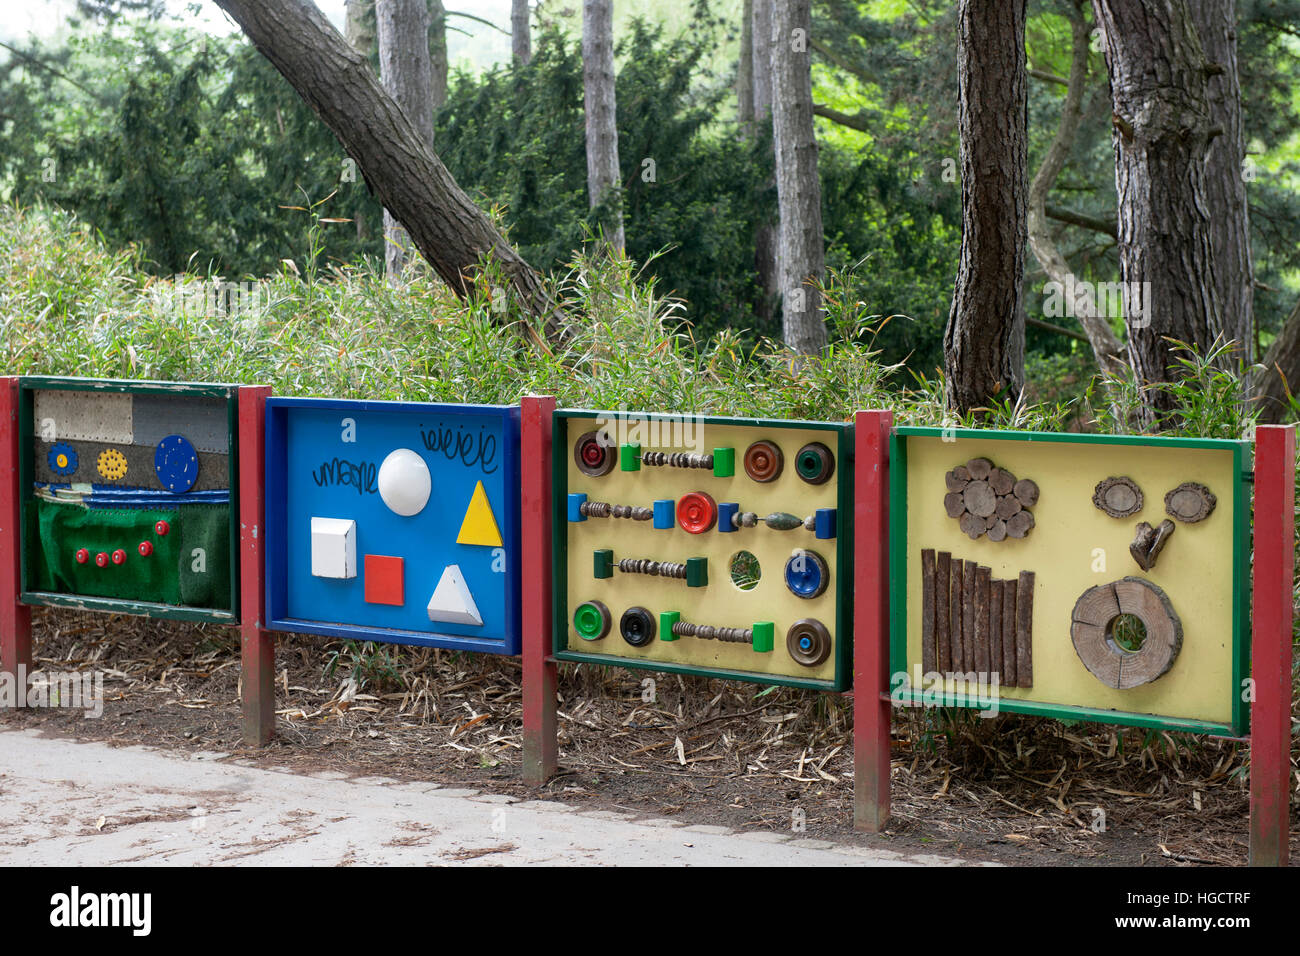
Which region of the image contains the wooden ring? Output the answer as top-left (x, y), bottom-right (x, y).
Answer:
top-left (786, 618), bottom-right (832, 666)
top-left (1070, 577), bottom-right (1182, 689)
top-left (743, 440), bottom-right (784, 482)
top-left (573, 429), bottom-right (615, 477)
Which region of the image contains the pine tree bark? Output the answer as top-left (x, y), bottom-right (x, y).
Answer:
top-left (1092, 0), bottom-right (1227, 418)
top-left (582, 0), bottom-right (624, 254)
top-left (1026, 2), bottom-right (1126, 375)
top-left (377, 0), bottom-right (434, 281)
top-left (1191, 0), bottom-right (1253, 359)
top-left (213, 0), bottom-right (563, 339)
top-left (1256, 297), bottom-right (1300, 422)
top-left (769, 0), bottom-right (827, 354)
top-left (344, 0), bottom-right (375, 56)
top-left (428, 0), bottom-right (448, 108)
top-left (737, 0), bottom-right (754, 129)
top-left (751, 0), bottom-right (778, 331)
top-left (945, 0), bottom-right (1028, 414)
top-left (512, 0), bottom-right (532, 65)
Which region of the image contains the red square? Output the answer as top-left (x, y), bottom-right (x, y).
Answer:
top-left (364, 554), bottom-right (404, 606)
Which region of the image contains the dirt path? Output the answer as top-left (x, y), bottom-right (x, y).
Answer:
top-left (0, 727), bottom-right (983, 866)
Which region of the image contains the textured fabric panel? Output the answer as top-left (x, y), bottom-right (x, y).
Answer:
top-left (131, 394), bottom-right (230, 454)
top-left (33, 390), bottom-right (133, 444)
top-left (35, 439), bottom-right (228, 492)
top-left (177, 503), bottom-right (232, 609)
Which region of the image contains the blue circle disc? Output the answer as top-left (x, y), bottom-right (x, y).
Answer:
top-left (784, 550), bottom-right (829, 599)
top-left (155, 434), bottom-right (199, 493)
top-left (49, 442), bottom-right (79, 476)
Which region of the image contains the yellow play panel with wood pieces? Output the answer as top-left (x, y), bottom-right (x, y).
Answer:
top-left (891, 429), bottom-right (1249, 733)
top-left (554, 410), bottom-right (852, 690)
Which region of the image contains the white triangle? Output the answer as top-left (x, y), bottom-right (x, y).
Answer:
top-left (427, 564), bottom-right (483, 626)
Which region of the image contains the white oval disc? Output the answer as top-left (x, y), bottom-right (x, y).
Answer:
top-left (377, 448), bottom-right (431, 517)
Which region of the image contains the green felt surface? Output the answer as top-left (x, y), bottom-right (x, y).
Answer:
top-left (177, 503), bottom-right (230, 609)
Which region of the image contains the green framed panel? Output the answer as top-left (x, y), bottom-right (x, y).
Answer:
top-left (552, 408), bottom-right (854, 692)
top-left (18, 376), bottom-right (241, 624)
top-left (889, 425), bottom-right (1251, 737)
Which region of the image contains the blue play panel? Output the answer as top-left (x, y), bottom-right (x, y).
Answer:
top-left (264, 397), bottom-right (521, 654)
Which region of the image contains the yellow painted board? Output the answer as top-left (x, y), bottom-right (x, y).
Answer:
top-left (561, 413), bottom-right (845, 683)
top-left (900, 434), bottom-right (1239, 724)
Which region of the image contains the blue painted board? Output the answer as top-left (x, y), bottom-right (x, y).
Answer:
top-left (264, 397), bottom-right (521, 654)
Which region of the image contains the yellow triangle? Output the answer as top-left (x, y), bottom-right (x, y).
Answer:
top-left (456, 480), bottom-right (503, 547)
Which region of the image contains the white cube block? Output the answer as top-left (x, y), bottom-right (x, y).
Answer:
top-left (311, 517), bottom-right (356, 579)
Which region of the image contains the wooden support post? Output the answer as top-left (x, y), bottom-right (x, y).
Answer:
top-left (0, 377), bottom-right (32, 699)
top-left (854, 409), bottom-right (893, 833)
top-left (1250, 424), bottom-right (1294, 867)
top-left (239, 385), bottom-right (275, 747)
top-left (521, 395), bottom-right (558, 786)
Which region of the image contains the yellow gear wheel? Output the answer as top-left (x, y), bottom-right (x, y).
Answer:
top-left (96, 448), bottom-right (128, 481)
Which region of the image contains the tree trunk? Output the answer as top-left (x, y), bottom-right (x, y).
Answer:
top-left (213, 0), bottom-right (563, 339)
top-left (1255, 297), bottom-right (1300, 422)
top-left (769, 0), bottom-right (827, 354)
top-left (1191, 0), bottom-right (1253, 360)
top-left (737, 0), bottom-right (754, 129)
top-left (345, 0), bottom-right (375, 57)
top-left (582, 0), bottom-right (624, 254)
top-left (377, 0), bottom-right (435, 281)
top-left (428, 0), bottom-right (448, 108)
top-left (1092, 0), bottom-right (1226, 419)
top-left (945, 0), bottom-right (1028, 414)
top-left (1026, 2), bottom-right (1126, 376)
top-left (751, 0), bottom-right (777, 331)
top-left (512, 0), bottom-right (531, 65)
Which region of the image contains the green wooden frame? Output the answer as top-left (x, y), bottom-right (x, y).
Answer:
top-left (551, 408), bottom-right (855, 692)
top-left (888, 425), bottom-right (1252, 737)
top-left (17, 376), bottom-right (241, 624)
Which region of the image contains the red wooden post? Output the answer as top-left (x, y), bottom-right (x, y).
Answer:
top-left (239, 385), bottom-right (275, 747)
top-left (0, 377), bottom-right (32, 700)
top-left (521, 395), bottom-right (558, 785)
top-left (1250, 423), bottom-right (1294, 867)
top-left (854, 409), bottom-right (894, 832)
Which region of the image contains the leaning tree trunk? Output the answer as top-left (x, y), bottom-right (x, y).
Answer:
top-left (377, 0), bottom-right (435, 281)
top-left (1256, 297), bottom-right (1300, 423)
top-left (428, 0), bottom-right (448, 107)
top-left (582, 0), bottom-right (625, 254)
top-left (213, 0), bottom-right (563, 339)
top-left (944, 0), bottom-right (1028, 414)
top-left (1192, 0), bottom-right (1253, 360)
top-left (512, 0), bottom-right (532, 64)
top-left (1092, 0), bottom-right (1226, 420)
top-left (769, 0), bottom-right (827, 354)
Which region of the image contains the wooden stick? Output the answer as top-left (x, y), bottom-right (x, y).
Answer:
top-left (962, 560), bottom-right (976, 673)
top-left (935, 551), bottom-right (951, 673)
top-left (1016, 570), bottom-right (1035, 687)
top-left (973, 565), bottom-right (991, 675)
top-left (921, 549), bottom-right (936, 675)
top-left (949, 558), bottom-right (964, 672)
top-left (989, 574), bottom-right (1003, 684)
top-left (1000, 578), bottom-right (1017, 688)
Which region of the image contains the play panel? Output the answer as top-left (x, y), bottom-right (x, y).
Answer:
top-left (553, 409), bottom-right (853, 690)
top-left (890, 427), bottom-right (1250, 735)
top-left (264, 397), bottom-right (521, 653)
top-left (18, 377), bottom-right (240, 622)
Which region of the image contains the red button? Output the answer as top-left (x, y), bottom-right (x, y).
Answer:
top-left (676, 492), bottom-right (718, 534)
top-left (75, 548), bottom-right (89, 564)
top-left (111, 549), bottom-right (127, 565)
top-left (95, 552), bottom-right (109, 568)
top-left (138, 541), bottom-right (153, 557)
top-left (155, 520), bottom-right (170, 536)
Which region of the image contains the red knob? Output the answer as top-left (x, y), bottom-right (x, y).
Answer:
top-left (155, 520), bottom-right (170, 536)
top-left (75, 548), bottom-right (89, 564)
top-left (676, 491), bottom-right (718, 534)
top-left (111, 549), bottom-right (127, 565)
top-left (95, 552), bottom-right (109, 568)
top-left (138, 541), bottom-right (153, 557)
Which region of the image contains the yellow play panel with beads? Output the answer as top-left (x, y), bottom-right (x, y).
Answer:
top-left (899, 434), bottom-right (1241, 725)
top-left (560, 412), bottom-right (848, 685)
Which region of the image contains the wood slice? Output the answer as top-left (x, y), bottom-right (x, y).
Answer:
top-left (987, 518), bottom-right (1007, 542)
top-left (952, 465), bottom-right (971, 482)
top-left (1016, 571), bottom-right (1034, 687)
top-left (1070, 578), bottom-right (1121, 628)
top-left (959, 512), bottom-right (985, 539)
top-left (945, 470), bottom-right (969, 493)
top-left (949, 558), bottom-right (964, 671)
top-left (995, 494), bottom-right (1022, 519)
top-left (989, 575), bottom-right (1003, 683)
top-left (935, 551), bottom-right (952, 673)
top-left (961, 561), bottom-right (977, 673)
top-left (944, 492), bottom-right (966, 518)
top-left (1165, 482), bottom-right (1216, 523)
top-left (1093, 476), bottom-right (1143, 518)
top-left (1070, 583), bottom-right (1124, 689)
top-left (1013, 478), bottom-right (1039, 507)
top-left (966, 457), bottom-right (993, 480)
top-left (1005, 510), bottom-right (1035, 538)
top-left (973, 565), bottom-right (991, 675)
top-left (1000, 579), bottom-right (1017, 687)
top-left (1111, 577), bottom-right (1182, 687)
top-left (989, 468), bottom-right (1015, 495)
top-left (921, 549), bottom-right (936, 675)
top-left (963, 480), bottom-right (997, 517)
